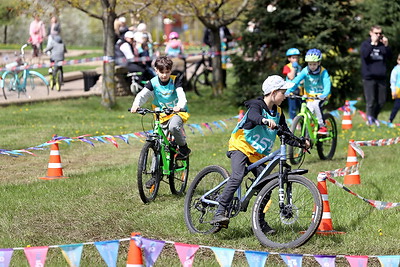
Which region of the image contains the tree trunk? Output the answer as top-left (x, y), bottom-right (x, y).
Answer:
top-left (209, 28), bottom-right (224, 96)
top-left (101, 9), bottom-right (116, 108)
top-left (3, 25), bottom-right (7, 44)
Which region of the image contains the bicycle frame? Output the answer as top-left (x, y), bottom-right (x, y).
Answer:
top-left (297, 99), bottom-right (333, 143)
top-left (200, 133), bottom-right (307, 214)
top-left (143, 110), bottom-right (187, 176)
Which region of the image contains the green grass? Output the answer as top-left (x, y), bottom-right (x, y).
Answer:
top-left (0, 91), bottom-right (399, 266)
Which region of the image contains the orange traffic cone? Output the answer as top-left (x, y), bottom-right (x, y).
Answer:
top-left (316, 173), bottom-right (346, 235)
top-left (341, 110), bottom-right (352, 129)
top-left (344, 140), bottom-right (360, 185)
top-left (238, 109), bottom-right (245, 121)
top-left (126, 232), bottom-right (143, 267)
top-left (39, 143), bottom-right (68, 180)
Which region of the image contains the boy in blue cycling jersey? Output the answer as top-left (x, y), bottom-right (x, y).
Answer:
top-left (210, 75), bottom-right (310, 228)
top-left (130, 56), bottom-right (190, 162)
top-left (286, 48), bottom-right (331, 134)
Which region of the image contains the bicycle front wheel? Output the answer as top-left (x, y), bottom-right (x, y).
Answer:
top-left (27, 70), bottom-right (49, 96)
top-left (184, 165), bottom-right (229, 234)
top-left (289, 115), bottom-right (307, 165)
top-left (193, 69), bottom-right (211, 96)
top-left (137, 141), bottom-right (161, 204)
top-left (1, 71), bottom-right (18, 100)
top-left (169, 156), bottom-right (189, 196)
top-left (317, 113), bottom-right (337, 160)
top-left (252, 175), bottom-right (323, 248)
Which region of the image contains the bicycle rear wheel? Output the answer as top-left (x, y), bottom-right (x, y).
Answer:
top-left (55, 68), bottom-right (63, 91)
top-left (169, 156), bottom-right (189, 196)
top-left (137, 141), bottom-right (161, 203)
top-left (252, 175), bottom-right (323, 248)
top-left (193, 69), bottom-right (211, 96)
top-left (1, 71), bottom-right (18, 100)
top-left (317, 113), bottom-right (337, 160)
top-left (184, 165), bottom-right (230, 234)
top-left (288, 115), bottom-right (307, 165)
top-left (26, 70), bottom-right (49, 96)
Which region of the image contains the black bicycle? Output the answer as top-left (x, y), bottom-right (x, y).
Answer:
top-left (172, 51), bottom-right (212, 96)
top-left (184, 126), bottom-right (322, 248)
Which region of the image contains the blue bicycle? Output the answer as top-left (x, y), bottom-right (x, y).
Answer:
top-left (1, 44), bottom-right (49, 100)
top-left (184, 126), bottom-right (322, 248)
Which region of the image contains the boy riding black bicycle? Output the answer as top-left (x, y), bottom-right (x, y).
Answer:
top-left (210, 75), bottom-right (310, 227)
top-left (130, 56), bottom-right (191, 187)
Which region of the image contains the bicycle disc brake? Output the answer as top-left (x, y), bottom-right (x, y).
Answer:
top-left (279, 204), bottom-right (299, 225)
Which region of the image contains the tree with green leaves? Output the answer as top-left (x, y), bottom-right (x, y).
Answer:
top-left (168, 0), bottom-right (251, 96)
top-left (0, 0), bottom-right (31, 44)
top-left (232, 0), bottom-right (363, 108)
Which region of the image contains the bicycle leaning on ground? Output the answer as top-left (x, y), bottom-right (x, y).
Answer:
top-left (287, 95), bottom-right (338, 165)
top-left (184, 125), bottom-right (323, 248)
top-left (1, 43), bottom-right (49, 100)
top-left (48, 63), bottom-right (64, 91)
top-left (129, 107), bottom-right (189, 204)
top-left (172, 50), bottom-right (212, 96)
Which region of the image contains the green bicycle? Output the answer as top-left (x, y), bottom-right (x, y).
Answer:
top-left (1, 44), bottom-right (49, 100)
top-left (288, 95), bottom-right (337, 165)
top-left (130, 107), bottom-right (189, 203)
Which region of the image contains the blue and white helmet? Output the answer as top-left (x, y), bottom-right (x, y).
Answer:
top-left (305, 48), bottom-right (322, 62)
top-left (286, 48), bottom-right (300, 56)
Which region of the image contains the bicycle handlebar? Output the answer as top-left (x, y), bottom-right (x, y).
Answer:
top-left (274, 125), bottom-right (311, 153)
top-left (287, 95), bottom-right (323, 101)
top-left (128, 107), bottom-right (187, 115)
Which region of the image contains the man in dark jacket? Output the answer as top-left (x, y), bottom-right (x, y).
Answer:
top-left (360, 25), bottom-right (392, 126)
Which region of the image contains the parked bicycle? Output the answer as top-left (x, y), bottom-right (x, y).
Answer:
top-left (184, 125), bottom-right (322, 248)
top-left (129, 107), bottom-right (189, 204)
top-left (1, 44), bottom-right (49, 100)
top-left (127, 71), bottom-right (148, 95)
top-left (48, 63), bottom-right (63, 91)
top-left (172, 51), bottom-right (212, 96)
top-left (288, 95), bottom-right (337, 165)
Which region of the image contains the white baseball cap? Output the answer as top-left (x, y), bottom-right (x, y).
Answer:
top-left (262, 75), bottom-right (294, 95)
top-left (124, 31), bottom-right (135, 39)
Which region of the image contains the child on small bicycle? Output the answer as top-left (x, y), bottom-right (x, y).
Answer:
top-left (286, 48), bottom-right (331, 134)
top-left (283, 48), bottom-right (303, 120)
top-left (210, 75), bottom-right (310, 228)
top-left (130, 56), bottom-right (191, 160)
top-left (44, 34), bottom-right (67, 85)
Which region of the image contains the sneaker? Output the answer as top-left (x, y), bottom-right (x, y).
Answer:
top-left (317, 126), bottom-right (328, 135)
top-left (48, 67), bottom-right (53, 74)
top-left (145, 178), bottom-right (156, 189)
top-left (374, 118), bottom-right (380, 127)
top-left (210, 212), bottom-right (230, 225)
top-left (176, 145), bottom-right (191, 160)
top-left (366, 116), bottom-right (374, 126)
top-left (261, 222), bottom-right (276, 235)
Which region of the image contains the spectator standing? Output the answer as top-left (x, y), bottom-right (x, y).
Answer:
top-left (165, 32), bottom-right (184, 57)
top-left (282, 48), bottom-right (303, 120)
top-left (29, 15), bottom-right (46, 57)
top-left (360, 25), bottom-right (392, 126)
top-left (46, 16), bottom-right (61, 52)
top-left (114, 17), bottom-right (129, 42)
top-left (388, 54), bottom-right (400, 123)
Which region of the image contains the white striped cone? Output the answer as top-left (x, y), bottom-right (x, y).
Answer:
top-left (39, 143), bottom-right (68, 180)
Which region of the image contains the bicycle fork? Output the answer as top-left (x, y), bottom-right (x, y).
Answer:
top-left (278, 141), bottom-right (294, 219)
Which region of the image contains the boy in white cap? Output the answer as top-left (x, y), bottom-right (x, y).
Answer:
top-left (210, 75), bottom-right (310, 228)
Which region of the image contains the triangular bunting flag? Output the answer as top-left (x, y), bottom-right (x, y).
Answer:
top-left (345, 255), bottom-right (368, 267)
top-left (244, 250), bottom-right (269, 267)
top-left (377, 255), bottom-right (400, 267)
top-left (60, 243), bottom-right (84, 267)
top-left (0, 248), bottom-right (13, 267)
top-left (314, 255), bottom-right (336, 267)
top-left (280, 253), bottom-right (303, 267)
top-left (210, 247), bottom-right (235, 267)
top-left (174, 242), bottom-right (200, 267)
top-left (94, 240), bottom-right (120, 267)
top-left (142, 238), bottom-right (165, 267)
top-left (24, 246), bottom-right (49, 267)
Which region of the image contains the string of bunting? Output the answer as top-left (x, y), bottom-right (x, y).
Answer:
top-left (0, 49), bottom-right (241, 73)
top-left (0, 234), bottom-right (398, 267)
top-left (0, 117), bottom-right (235, 157)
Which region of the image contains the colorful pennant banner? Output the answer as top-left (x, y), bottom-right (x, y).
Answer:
top-left (1, 235), bottom-right (398, 267)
